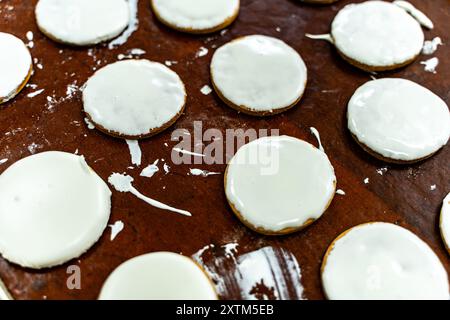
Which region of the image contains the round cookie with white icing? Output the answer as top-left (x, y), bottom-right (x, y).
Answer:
top-left (0, 151), bottom-right (111, 269)
top-left (83, 59), bottom-right (186, 139)
top-left (0, 32), bottom-right (32, 104)
top-left (211, 35), bottom-right (308, 116)
top-left (151, 0), bottom-right (240, 34)
top-left (98, 252), bottom-right (218, 300)
top-left (347, 78), bottom-right (450, 163)
top-left (440, 193), bottom-right (450, 255)
top-left (321, 222), bottom-right (450, 300)
top-left (35, 0), bottom-right (130, 46)
top-left (225, 135), bottom-right (336, 235)
top-left (331, 1), bottom-right (424, 71)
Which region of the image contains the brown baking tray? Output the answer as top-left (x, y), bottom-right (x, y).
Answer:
top-left (0, 0), bottom-right (449, 300)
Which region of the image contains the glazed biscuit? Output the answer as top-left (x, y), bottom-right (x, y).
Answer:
top-left (211, 35), bottom-right (307, 116)
top-left (321, 222), bottom-right (449, 300)
top-left (151, 0), bottom-right (240, 34)
top-left (0, 32), bottom-right (33, 104)
top-left (35, 0), bottom-right (130, 46)
top-left (99, 252), bottom-right (218, 300)
top-left (0, 152), bottom-right (111, 269)
top-left (347, 78), bottom-right (450, 163)
top-left (330, 1), bottom-right (426, 72)
top-left (224, 136), bottom-right (336, 235)
top-left (82, 60), bottom-right (186, 139)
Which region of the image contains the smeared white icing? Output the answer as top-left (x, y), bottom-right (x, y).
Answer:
top-left (200, 85), bottom-right (212, 95)
top-left (440, 193), bottom-right (450, 251)
top-left (0, 32), bottom-right (32, 102)
top-left (322, 222), bottom-right (449, 300)
top-left (151, 0), bottom-right (239, 32)
top-left (108, 220), bottom-right (124, 241)
top-left (211, 35), bottom-right (307, 113)
top-left (193, 245), bottom-right (305, 300)
top-left (140, 160), bottom-right (159, 178)
top-left (84, 117), bottom-right (95, 130)
top-left (0, 152), bottom-right (111, 269)
top-left (99, 252), bottom-right (217, 300)
top-left (126, 140), bottom-right (141, 166)
top-left (196, 46), bottom-right (209, 58)
top-left (310, 127), bottom-right (324, 152)
top-left (83, 60), bottom-right (186, 137)
top-left (364, 178), bottom-right (369, 184)
top-left (336, 189), bottom-right (346, 196)
top-left (189, 168), bottom-right (221, 177)
top-left (305, 33), bottom-right (334, 44)
top-left (421, 57), bottom-right (439, 74)
top-left (35, 0), bottom-right (130, 46)
top-left (422, 37), bottom-right (442, 55)
top-left (0, 159), bottom-right (7, 165)
top-left (430, 185), bottom-right (437, 191)
top-left (225, 136), bottom-right (336, 233)
top-left (348, 78), bottom-right (450, 162)
top-left (393, 1), bottom-right (433, 29)
top-left (108, 173), bottom-right (191, 216)
top-left (163, 163), bottom-right (171, 174)
top-left (173, 147), bottom-right (205, 157)
top-left (108, 0), bottom-right (139, 49)
top-left (331, 1), bottom-right (424, 68)
top-left (27, 89), bottom-right (44, 98)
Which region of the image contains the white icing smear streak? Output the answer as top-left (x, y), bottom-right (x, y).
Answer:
top-left (393, 1), bottom-right (434, 29)
top-left (189, 168), bottom-right (221, 177)
top-left (140, 160), bottom-right (159, 178)
top-left (108, 173), bottom-right (191, 216)
top-left (108, 220), bottom-right (124, 241)
top-left (305, 33), bottom-right (334, 44)
top-left (193, 245), bottom-right (305, 300)
top-left (310, 127), bottom-right (325, 152)
top-left (108, 0), bottom-right (139, 49)
top-left (126, 139), bottom-right (142, 166)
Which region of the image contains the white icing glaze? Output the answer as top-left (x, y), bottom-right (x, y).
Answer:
top-left (310, 127), bottom-right (325, 152)
top-left (331, 1), bottom-right (424, 68)
top-left (189, 168), bottom-right (221, 177)
top-left (305, 33), bottom-right (334, 44)
top-left (108, 220), bottom-right (124, 241)
top-left (0, 152), bottom-right (111, 269)
top-left (126, 140), bottom-right (141, 166)
top-left (440, 193), bottom-right (450, 252)
top-left (152, 0), bottom-right (239, 32)
top-left (322, 222), bottom-right (449, 300)
top-left (83, 60), bottom-right (186, 138)
top-left (348, 78), bottom-right (450, 161)
top-left (0, 279), bottom-right (12, 300)
top-left (108, 0), bottom-right (139, 49)
top-left (140, 160), bottom-right (159, 178)
top-left (35, 0), bottom-right (130, 46)
top-left (99, 252), bottom-right (217, 300)
top-left (108, 173), bottom-right (191, 216)
top-left (0, 32), bottom-right (32, 102)
top-left (211, 35), bottom-right (307, 113)
top-left (422, 37), bottom-right (442, 55)
top-left (393, 1), bottom-right (434, 29)
top-left (421, 57), bottom-right (439, 74)
top-left (225, 135), bottom-right (336, 233)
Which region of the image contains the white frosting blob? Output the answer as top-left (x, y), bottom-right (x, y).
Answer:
top-left (99, 252), bottom-right (217, 300)
top-left (0, 32), bottom-right (32, 102)
top-left (151, 0), bottom-right (239, 32)
top-left (83, 60), bottom-right (186, 137)
top-left (211, 35), bottom-right (307, 113)
top-left (35, 0), bottom-right (130, 46)
top-left (441, 193), bottom-right (450, 252)
top-left (0, 152), bottom-right (111, 269)
top-left (225, 136), bottom-right (336, 233)
top-left (322, 222), bottom-right (450, 300)
top-left (348, 78), bottom-right (450, 162)
top-left (331, 1), bottom-right (424, 68)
